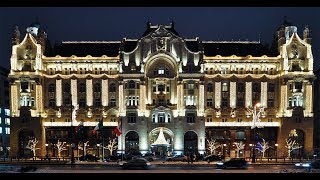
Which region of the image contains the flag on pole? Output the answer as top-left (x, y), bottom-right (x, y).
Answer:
top-left (255, 142), bottom-right (263, 151)
top-left (93, 121), bottom-right (103, 135)
top-left (113, 117), bottom-right (122, 136)
top-left (75, 121), bottom-right (84, 133)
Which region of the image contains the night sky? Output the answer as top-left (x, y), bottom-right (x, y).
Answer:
top-left (1, 7), bottom-right (320, 70)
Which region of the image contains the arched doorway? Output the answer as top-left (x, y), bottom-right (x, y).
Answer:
top-left (184, 131), bottom-right (198, 154)
top-left (149, 127), bottom-right (174, 157)
top-left (18, 129), bottom-right (34, 158)
top-left (125, 131), bottom-right (139, 153)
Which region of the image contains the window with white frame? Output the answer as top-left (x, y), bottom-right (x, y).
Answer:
top-left (5, 127), bottom-right (10, 134)
top-left (5, 118), bottom-right (10, 125)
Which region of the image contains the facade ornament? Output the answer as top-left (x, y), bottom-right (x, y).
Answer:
top-left (102, 107), bottom-right (107, 118)
top-left (56, 108), bottom-right (61, 118)
top-left (246, 107), bottom-right (252, 118)
top-left (72, 104), bottom-right (79, 123)
top-left (216, 109), bottom-right (221, 118)
top-left (230, 109), bottom-right (236, 118)
top-left (87, 107), bottom-right (92, 118)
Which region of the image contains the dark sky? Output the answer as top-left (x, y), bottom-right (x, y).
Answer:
top-left (1, 7), bottom-right (320, 70)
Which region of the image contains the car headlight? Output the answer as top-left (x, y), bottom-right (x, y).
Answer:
top-left (146, 162), bottom-right (151, 166)
top-left (295, 163), bottom-right (301, 167)
top-left (302, 163), bottom-right (311, 167)
top-left (217, 162), bottom-right (224, 165)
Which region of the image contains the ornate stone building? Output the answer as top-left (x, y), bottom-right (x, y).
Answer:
top-left (9, 21), bottom-right (315, 158)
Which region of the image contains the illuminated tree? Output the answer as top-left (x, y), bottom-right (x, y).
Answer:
top-left (285, 139), bottom-right (302, 158)
top-left (55, 140), bottom-right (67, 157)
top-left (206, 139), bottom-right (220, 155)
top-left (285, 129), bottom-right (303, 158)
top-left (234, 141), bottom-right (245, 158)
top-left (256, 138), bottom-right (271, 158)
top-left (104, 138), bottom-right (118, 155)
top-left (78, 141), bottom-right (89, 157)
top-left (26, 138), bottom-right (40, 157)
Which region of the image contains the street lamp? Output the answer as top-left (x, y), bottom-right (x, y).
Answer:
top-left (275, 143), bottom-right (278, 162)
top-left (97, 144), bottom-right (100, 161)
top-left (223, 143), bottom-right (226, 161)
top-left (251, 102), bottom-right (264, 163)
top-left (45, 143), bottom-right (49, 159)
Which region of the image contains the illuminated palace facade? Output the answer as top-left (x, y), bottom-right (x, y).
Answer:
top-left (9, 22), bottom-right (315, 158)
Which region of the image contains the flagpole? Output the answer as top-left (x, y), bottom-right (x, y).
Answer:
top-left (102, 133), bottom-right (105, 162)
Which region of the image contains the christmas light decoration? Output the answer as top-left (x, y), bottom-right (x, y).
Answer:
top-left (71, 79), bottom-right (78, 106)
top-left (245, 82), bottom-right (252, 108)
top-left (261, 82), bottom-right (267, 108)
top-left (215, 82), bottom-right (221, 108)
top-left (56, 79), bottom-right (62, 107)
top-left (230, 82), bottom-right (236, 108)
top-left (11, 84), bottom-right (18, 117)
top-left (199, 84), bottom-right (204, 116)
top-left (86, 79), bottom-right (93, 106)
top-left (101, 79), bottom-right (108, 106)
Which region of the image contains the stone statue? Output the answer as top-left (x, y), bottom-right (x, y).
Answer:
top-left (72, 104), bottom-right (79, 122)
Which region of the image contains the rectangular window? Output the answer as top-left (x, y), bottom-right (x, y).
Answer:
top-left (65, 118), bottom-right (71, 122)
top-left (128, 113), bottom-right (137, 123)
top-left (222, 118), bottom-right (227, 122)
top-left (158, 113), bottom-right (165, 123)
top-left (158, 84), bottom-right (165, 92)
top-left (110, 98), bottom-right (116, 107)
top-left (187, 113), bottom-right (195, 123)
top-left (207, 98), bottom-right (213, 107)
top-left (111, 115), bottom-right (116, 122)
top-left (50, 116), bottom-right (55, 123)
top-left (206, 115), bottom-right (212, 122)
top-left (166, 86), bottom-right (170, 92)
top-left (0, 117), bottom-right (1, 125)
top-left (0, 128), bottom-right (2, 134)
top-left (5, 127), bottom-right (10, 134)
top-left (5, 118), bottom-right (10, 125)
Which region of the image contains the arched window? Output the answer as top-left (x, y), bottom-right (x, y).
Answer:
top-left (207, 83), bottom-right (213, 92)
top-left (48, 83), bottom-right (55, 92)
top-left (109, 83), bottom-right (116, 92)
top-left (79, 83), bottom-right (86, 93)
top-left (167, 114), bottom-right (171, 123)
top-left (128, 80), bottom-right (135, 89)
top-left (64, 83), bottom-right (70, 93)
top-left (152, 114), bottom-right (155, 123)
top-left (94, 83), bottom-right (101, 92)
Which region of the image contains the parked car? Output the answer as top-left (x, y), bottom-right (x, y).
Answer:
top-left (143, 152), bottom-right (156, 162)
top-left (295, 159), bottom-right (320, 169)
top-left (166, 154), bottom-right (187, 162)
top-left (216, 158), bottom-right (249, 169)
top-left (119, 158), bottom-right (152, 169)
top-left (106, 154), bottom-right (124, 162)
top-left (203, 154), bottom-right (224, 162)
top-left (79, 154), bottom-right (99, 162)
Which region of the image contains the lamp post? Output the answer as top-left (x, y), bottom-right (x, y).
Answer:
top-left (97, 144), bottom-right (100, 161)
top-left (275, 143), bottom-right (278, 163)
top-left (70, 103), bottom-right (77, 164)
top-left (45, 143), bottom-right (49, 159)
top-left (251, 102), bottom-right (264, 163)
top-left (223, 143), bottom-right (226, 161)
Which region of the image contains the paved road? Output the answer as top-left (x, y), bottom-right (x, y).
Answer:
top-left (2, 164), bottom-right (319, 174)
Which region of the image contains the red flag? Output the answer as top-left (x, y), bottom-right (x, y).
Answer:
top-left (113, 118), bottom-right (122, 136)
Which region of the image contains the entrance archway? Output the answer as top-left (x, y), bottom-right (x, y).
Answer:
top-left (125, 131), bottom-right (139, 153)
top-left (184, 131), bottom-right (198, 154)
top-left (149, 127), bottom-right (174, 157)
top-left (18, 129), bottom-right (34, 158)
